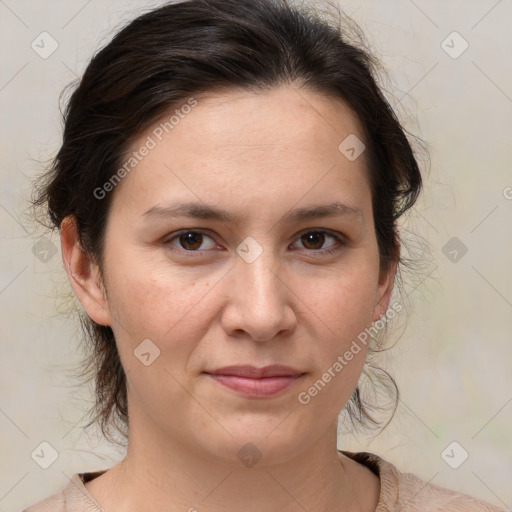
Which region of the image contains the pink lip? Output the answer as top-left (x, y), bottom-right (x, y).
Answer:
top-left (205, 365), bottom-right (304, 398)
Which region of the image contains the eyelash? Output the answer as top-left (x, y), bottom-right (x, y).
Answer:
top-left (162, 229), bottom-right (347, 257)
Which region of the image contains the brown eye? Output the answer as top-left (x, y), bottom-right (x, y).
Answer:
top-left (292, 230), bottom-right (345, 254)
top-left (166, 230), bottom-right (217, 252)
top-left (179, 232), bottom-right (204, 250)
top-left (301, 231), bottom-right (326, 250)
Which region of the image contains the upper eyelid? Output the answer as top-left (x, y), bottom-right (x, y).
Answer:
top-left (298, 228), bottom-right (345, 239)
top-left (164, 229), bottom-right (217, 245)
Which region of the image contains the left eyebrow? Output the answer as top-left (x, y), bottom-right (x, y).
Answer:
top-left (279, 201), bottom-right (363, 224)
top-left (141, 200), bottom-right (364, 225)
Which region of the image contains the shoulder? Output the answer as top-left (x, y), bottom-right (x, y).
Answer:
top-left (23, 471), bottom-right (106, 512)
top-left (23, 489), bottom-right (66, 512)
top-left (340, 450), bottom-right (507, 512)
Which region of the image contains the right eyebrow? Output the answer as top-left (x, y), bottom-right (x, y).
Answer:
top-left (142, 202), bottom-right (242, 224)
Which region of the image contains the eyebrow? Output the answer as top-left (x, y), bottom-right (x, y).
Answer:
top-left (142, 200), bottom-right (363, 224)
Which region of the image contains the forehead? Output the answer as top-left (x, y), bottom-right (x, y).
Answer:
top-left (165, 85), bottom-right (365, 151)
top-left (109, 85), bottom-right (371, 219)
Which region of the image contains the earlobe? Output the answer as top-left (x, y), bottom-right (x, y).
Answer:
top-left (60, 216), bottom-right (111, 326)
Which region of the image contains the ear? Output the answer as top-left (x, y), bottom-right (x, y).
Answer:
top-left (60, 215), bottom-right (112, 326)
top-left (372, 257), bottom-right (399, 323)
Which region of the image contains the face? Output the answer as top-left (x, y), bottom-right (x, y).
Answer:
top-left (71, 85), bottom-right (396, 465)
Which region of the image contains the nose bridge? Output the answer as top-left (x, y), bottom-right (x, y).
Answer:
top-left (236, 245), bottom-right (283, 310)
top-left (224, 240), bottom-right (295, 340)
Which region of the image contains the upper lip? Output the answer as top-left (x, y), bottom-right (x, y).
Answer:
top-left (205, 365), bottom-right (303, 378)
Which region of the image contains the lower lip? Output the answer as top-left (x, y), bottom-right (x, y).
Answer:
top-left (206, 374), bottom-right (302, 397)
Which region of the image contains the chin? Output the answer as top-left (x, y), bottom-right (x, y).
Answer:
top-left (195, 418), bottom-right (314, 468)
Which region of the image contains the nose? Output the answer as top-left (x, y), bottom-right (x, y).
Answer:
top-left (220, 249), bottom-right (297, 342)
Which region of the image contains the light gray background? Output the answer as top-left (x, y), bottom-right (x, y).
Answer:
top-left (1, 1), bottom-right (511, 511)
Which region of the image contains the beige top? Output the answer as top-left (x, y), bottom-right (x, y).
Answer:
top-left (23, 450), bottom-right (506, 512)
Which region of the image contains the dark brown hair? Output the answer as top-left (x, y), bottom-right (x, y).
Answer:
top-left (33, 0), bottom-right (423, 445)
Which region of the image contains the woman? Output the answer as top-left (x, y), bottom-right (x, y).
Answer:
top-left (25, 0), bottom-right (506, 510)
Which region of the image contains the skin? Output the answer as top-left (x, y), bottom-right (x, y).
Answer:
top-left (61, 85), bottom-right (397, 512)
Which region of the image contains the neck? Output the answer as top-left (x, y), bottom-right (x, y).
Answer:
top-left (89, 420), bottom-right (362, 512)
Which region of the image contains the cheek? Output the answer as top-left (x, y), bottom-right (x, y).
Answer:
top-left (300, 258), bottom-right (378, 383)
top-left (103, 266), bottom-right (212, 414)
top-left (296, 271), bottom-right (377, 414)
top-left (310, 263), bottom-right (379, 345)
top-left (102, 249), bottom-right (217, 366)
